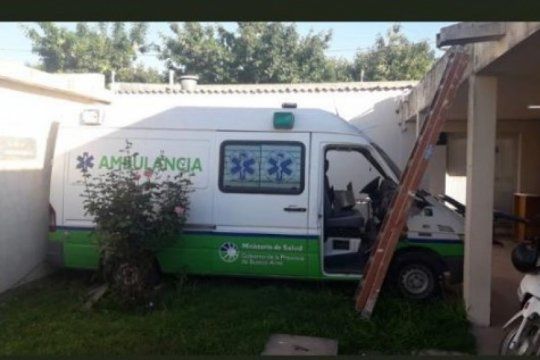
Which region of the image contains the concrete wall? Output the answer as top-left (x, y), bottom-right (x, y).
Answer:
top-left (0, 75), bottom-right (107, 294)
top-left (518, 127), bottom-right (540, 193)
top-left (112, 89), bottom-right (408, 124)
top-left (351, 101), bottom-right (540, 209)
top-left (349, 95), bottom-right (411, 168)
top-left (349, 94), bottom-right (449, 196)
top-left (442, 119), bottom-right (540, 212)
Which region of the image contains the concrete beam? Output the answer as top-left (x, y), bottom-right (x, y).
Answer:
top-left (473, 22), bottom-right (540, 74)
top-left (464, 75), bottom-right (497, 327)
top-left (400, 22), bottom-right (540, 122)
top-left (398, 49), bottom-right (473, 122)
top-left (437, 22), bottom-right (506, 48)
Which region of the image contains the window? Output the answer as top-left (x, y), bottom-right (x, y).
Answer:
top-left (325, 147), bottom-right (384, 197)
top-left (219, 141), bottom-right (305, 194)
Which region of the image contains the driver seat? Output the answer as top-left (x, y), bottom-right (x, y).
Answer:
top-left (323, 160), bottom-right (364, 232)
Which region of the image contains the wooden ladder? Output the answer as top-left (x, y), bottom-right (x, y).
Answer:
top-left (355, 47), bottom-right (469, 319)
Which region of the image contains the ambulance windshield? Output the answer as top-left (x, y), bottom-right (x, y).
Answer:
top-left (370, 142), bottom-right (402, 180)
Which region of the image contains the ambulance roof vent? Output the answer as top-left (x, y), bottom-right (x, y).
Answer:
top-left (180, 75), bottom-right (199, 91)
top-left (282, 102), bottom-right (297, 109)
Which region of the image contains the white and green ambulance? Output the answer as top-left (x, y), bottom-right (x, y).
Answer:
top-left (48, 106), bottom-right (464, 299)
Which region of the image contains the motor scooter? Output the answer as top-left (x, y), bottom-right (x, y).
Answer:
top-left (500, 232), bottom-right (540, 355)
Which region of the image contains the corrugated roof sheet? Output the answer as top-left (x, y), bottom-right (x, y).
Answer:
top-left (112, 81), bottom-right (416, 95)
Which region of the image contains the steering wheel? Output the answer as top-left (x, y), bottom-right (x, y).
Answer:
top-left (360, 176), bottom-right (381, 195)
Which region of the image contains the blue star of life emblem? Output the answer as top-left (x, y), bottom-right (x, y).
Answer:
top-left (230, 152), bottom-right (255, 180)
top-left (76, 152), bottom-right (94, 173)
top-left (267, 152), bottom-right (293, 182)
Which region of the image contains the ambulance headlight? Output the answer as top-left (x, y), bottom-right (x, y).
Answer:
top-left (80, 109), bottom-right (102, 126)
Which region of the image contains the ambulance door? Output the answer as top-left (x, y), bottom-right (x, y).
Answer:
top-left (213, 131), bottom-right (311, 276)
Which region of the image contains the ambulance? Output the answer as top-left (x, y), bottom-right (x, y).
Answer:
top-left (48, 105), bottom-right (464, 299)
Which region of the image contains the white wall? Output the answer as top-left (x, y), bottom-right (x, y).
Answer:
top-left (112, 89), bottom-right (407, 123)
top-left (347, 92), bottom-right (452, 196)
top-left (0, 85), bottom-right (92, 294)
top-left (348, 94), bottom-right (419, 172)
top-left (445, 134), bottom-right (467, 204)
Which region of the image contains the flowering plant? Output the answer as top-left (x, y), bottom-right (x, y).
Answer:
top-left (81, 140), bottom-right (192, 306)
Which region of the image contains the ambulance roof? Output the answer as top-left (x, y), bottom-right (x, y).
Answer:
top-left (99, 106), bottom-right (363, 136)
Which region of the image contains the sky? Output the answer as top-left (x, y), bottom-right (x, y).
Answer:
top-left (0, 22), bottom-right (455, 70)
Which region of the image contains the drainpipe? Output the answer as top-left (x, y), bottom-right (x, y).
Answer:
top-left (169, 70), bottom-right (175, 85)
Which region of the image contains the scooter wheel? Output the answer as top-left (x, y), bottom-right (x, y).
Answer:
top-left (500, 321), bottom-right (540, 355)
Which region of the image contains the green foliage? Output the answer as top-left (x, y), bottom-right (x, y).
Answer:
top-left (23, 22), bottom-right (161, 83)
top-left (115, 64), bottom-right (165, 83)
top-left (160, 23), bottom-right (235, 84)
top-left (0, 273), bottom-right (476, 355)
top-left (81, 141), bottom-right (192, 306)
top-left (354, 24), bottom-right (436, 81)
top-left (24, 22), bottom-right (436, 84)
top-left (160, 22), bottom-right (435, 84)
top-left (230, 23), bottom-right (332, 83)
top-left (159, 22), bottom-right (335, 84)
top-left (324, 57), bottom-right (356, 82)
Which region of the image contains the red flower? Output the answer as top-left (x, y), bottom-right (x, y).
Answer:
top-left (174, 206), bottom-right (185, 216)
top-left (144, 168), bottom-right (153, 178)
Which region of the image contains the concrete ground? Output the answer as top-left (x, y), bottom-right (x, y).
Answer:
top-left (261, 334), bottom-right (338, 355)
top-left (473, 235), bottom-right (523, 355)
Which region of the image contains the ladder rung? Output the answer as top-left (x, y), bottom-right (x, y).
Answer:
top-left (355, 49), bottom-right (469, 316)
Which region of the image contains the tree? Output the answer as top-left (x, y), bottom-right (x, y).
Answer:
top-left (229, 22), bottom-right (303, 83)
top-left (353, 24), bottom-right (435, 81)
top-left (24, 22), bottom-right (161, 83)
top-left (116, 65), bottom-right (165, 83)
top-left (323, 57), bottom-right (355, 82)
top-left (159, 22), bottom-right (235, 84)
top-left (159, 22), bottom-right (340, 84)
top-left (228, 23), bottom-right (333, 83)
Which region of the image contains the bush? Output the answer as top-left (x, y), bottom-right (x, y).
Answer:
top-left (81, 140), bottom-right (192, 307)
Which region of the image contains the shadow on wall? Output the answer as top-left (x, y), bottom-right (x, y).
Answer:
top-left (349, 95), bottom-right (415, 171)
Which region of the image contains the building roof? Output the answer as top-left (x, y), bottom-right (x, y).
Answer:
top-left (399, 22), bottom-right (540, 121)
top-left (111, 81), bottom-right (416, 95)
top-left (0, 60), bottom-right (111, 104)
top-left (95, 106), bottom-right (364, 136)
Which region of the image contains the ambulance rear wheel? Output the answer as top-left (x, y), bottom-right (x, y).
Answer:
top-left (391, 252), bottom-right (442, 300)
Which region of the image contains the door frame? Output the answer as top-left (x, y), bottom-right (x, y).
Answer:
top-left (318, 141), bottom-right (387, 278)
